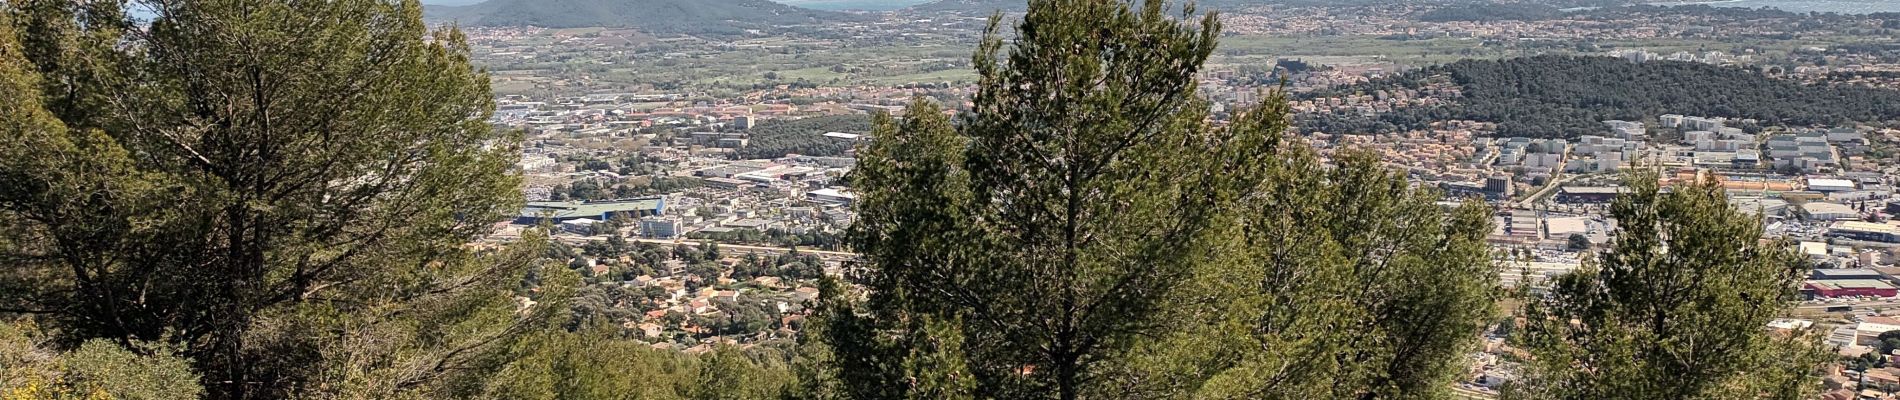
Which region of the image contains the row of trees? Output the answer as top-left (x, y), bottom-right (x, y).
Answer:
top-left (0, 0), bottom-right (1828, 398)
top-left (548, 176), bottom-right (701, 202)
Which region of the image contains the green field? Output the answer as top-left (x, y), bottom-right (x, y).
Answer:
top-left (476, 30), bottom-right (1896, 95)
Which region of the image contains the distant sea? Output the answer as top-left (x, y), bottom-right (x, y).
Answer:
top-left (1656, 0), bottom-right (1900, 14)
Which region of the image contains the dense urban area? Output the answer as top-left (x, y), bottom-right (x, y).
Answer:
top-left (8, 0), bottom-right (1900, 399)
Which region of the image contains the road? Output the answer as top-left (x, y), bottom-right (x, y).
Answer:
top-left (1795, 299), bottom-right (1900, 313)
top-left (538, 234), bottom-right (861, 259)
top-left (489, 228), bottom-right (863, 259)
top-left (1516, 172), bottom-right (1578, 209)
top-left (623, 237), bottom-right (860, 258)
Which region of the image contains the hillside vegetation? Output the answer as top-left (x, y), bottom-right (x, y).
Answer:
top-left (736, 114), bottom-right (871, 159)
top-left (1302, 55), bottom-right (1900, 138)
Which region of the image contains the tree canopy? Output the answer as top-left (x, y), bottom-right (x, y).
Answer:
top-left (0, 0), bottom-right (1837, 399)
top-left (736, 114), bottom-right (872, 159)
top-left (816, 1), bottom-right (1501, 399)
top-left (0, 0), bottom-right (561, 397)
top-left (1111, 150), bottom-right (1499, 399)
top-left (1508, 172), bottom-right (1827, 399)
top-left (1303, 55), bottom-right (1900, 138)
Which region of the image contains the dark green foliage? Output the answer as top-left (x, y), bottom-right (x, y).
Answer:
top-left (1880, 331), bottom-right (1900, 355)
top-left (1853, 351), bottom-right (1886, 372)
top-left (833, 0), bottom-right (1284, 397)
top-left (481, 327), bottom-right (794, 400)
top-left (1114, 150), bottom-right (1499, 399)
top-left (554, 176), bottom-right (701, 201)
top-left (1566, 233), bottom-right (1591, 251)
top-left (0, 322), bottom-right (203, 400)
top-left (0, 1), bottom-right (561, 398)
top-left (427, 0), bottom-right (860, 35)
top-left (1303, 55), bottom-right (1900, 138)
top-left (1509, 172), bottom-right (1828, 400)
top-left (819, 1), bottom-right (1515, 399)
top-left (2, 0), bottom-right (1837, 398)
top-left (691, 346), bottom-right (794, 400)
top-left (736, 114), bottom-right (873, 159)
top-left (901, 317), bottom-right (977, 399)
top-left (1275, 58), bottom-right (1321, 74)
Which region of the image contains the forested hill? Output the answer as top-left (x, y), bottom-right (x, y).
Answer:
top-left (1301, 55), bottom-right (1900, 138)
top-left (424, 0), bottom-right (858, 34)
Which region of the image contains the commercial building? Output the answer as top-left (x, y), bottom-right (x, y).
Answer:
top-left (1555, 186), bottom-right (1622, 204)
top-left (517, 197), bottom-right (667, 225)
top-left (560, 218), bottom-right (600, 234)
top-left (807, 188), bottom-right (857, 206)
top-left (1802, 202), bottom-right (1859, 221)
top-left (703, 177), bottom-right (750, 190)
top-left (723, 219), bottom-right (776, 231)
top-left (1731, 197), bottom-right (1790, 219)
top-left (1732, 150), bottom-right (1760, 169)
top-left (1830, 221), bottom-right (1900, 243)
top-left (639, 216), bottom-right (683, 239)
top-left (1544, 217), bottom-right (1592, 239)
top-left (1850, 317), bottom-right (1900, 346)
top-left (1811, 268), bottom-right (1884, 281)
top-left (1484, 175), bottom-right (1513, 199)
top-left (1806, 280), bottom-right (1899, 298)
top-left (823, 132), bottom-right (863, 142)
top-left (1809, 178), bottom-right (1858, 193)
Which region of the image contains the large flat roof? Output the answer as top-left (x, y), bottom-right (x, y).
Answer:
top-left (1803, 202), bottom-right (1856, 214)
top-left (1810, 279), bottom-right (1897, 290)
top-left (1559, 186), bottom-right (1624, 195)
top-left (1834, 221), bottom-right (1900, 234)
top-left (523, 198), bottom-right (665, 219)
top-left (1814, 268), bottom-right (1882, 277)
top-left (1809, 178), bottom-right (1856, 188)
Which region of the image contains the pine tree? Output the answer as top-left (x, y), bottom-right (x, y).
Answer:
top-left (1508, 172), bottom-right (1826, 400)
top-left (0, 1), bottom-right (557, 398)
top-left (902, 318), bottom-right (976, 400)
top-left (1107, 148), bottom-right (1500, 400)
top-left (841, 1), bottom-right (1276, 398)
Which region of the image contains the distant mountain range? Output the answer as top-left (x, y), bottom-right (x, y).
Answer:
top-left (424, 0), bottom-right (861, 34)
top-left (904, 0), bottom-right (1631, 13)
top-left (776, 0), bottom-right (933, 11)
top-left (905, 0), bottom-right (1423, 13)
